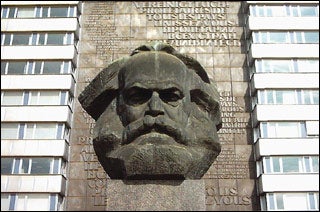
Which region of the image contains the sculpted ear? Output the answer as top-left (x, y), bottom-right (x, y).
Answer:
top-left (78, 57), bottom-right (129, 120)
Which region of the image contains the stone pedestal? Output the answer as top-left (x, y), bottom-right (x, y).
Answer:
top-left (106, 180), bottom-right (206, 211)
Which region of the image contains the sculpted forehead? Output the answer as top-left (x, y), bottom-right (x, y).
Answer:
top-left (121, 52), bottom-right (188, 89)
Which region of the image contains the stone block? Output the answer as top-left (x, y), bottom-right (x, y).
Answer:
top-left (106, 180), bottom-right (206, 211)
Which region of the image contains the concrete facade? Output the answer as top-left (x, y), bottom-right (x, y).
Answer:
top-left (1, 1), bottom-right (318, 211)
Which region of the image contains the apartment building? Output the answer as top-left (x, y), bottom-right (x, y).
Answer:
top-left (1, 1), bottom-right (81, 210)
top-left (1, 1), bottom-right (318, 211)
top-left (243, 1), bottom-right (319, 210)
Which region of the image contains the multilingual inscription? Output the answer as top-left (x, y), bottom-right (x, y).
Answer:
top-left (205, 147), bottom-right (250, 180)
top-left (78, 109), bottom-right (107, 206)
top-left (218, 91), bottom-right (248, 144)
top-left (134, 1), bottom-right (240, 47)
top-left (73, 2), bottom-right (254, 210)
top-left (206, 186), bottom-right (251, 206)
top-left (83, 2), bottom-right (133, 57)
top-left (204, 91), bottom-right (251, 180)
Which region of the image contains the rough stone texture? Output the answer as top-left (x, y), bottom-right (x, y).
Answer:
top-left (67, 1), bottom-right (259, 210)
top-left (106, 180), bottom-right (206, 211)
top-left (78, 43), bottom-right (222, 180)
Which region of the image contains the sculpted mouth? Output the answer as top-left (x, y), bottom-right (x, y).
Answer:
top-left (123, 123), bottom-right (183, 144)
top-left (133, 132), bottom-right (177, 145)
top-left (122, 116), bottom-right (187, 146)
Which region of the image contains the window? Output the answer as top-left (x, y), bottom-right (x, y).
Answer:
top-left (32, 91), bottom-right (60, 105)
top-left (266, 193), bottom-right (319, 210)
top-left (6, 61), bottom-right (27, 75)
top-left (252, 31), bottom-right (319, 44)
top-left (269, 32), bottom-right (289, 43)
top-left (1, 158), bottom-right (14, 174)
top-left (1, 60), bottom-right (74, 75)
top-left (42, 61), bottom-right (63, 74)
top-left (17, 194), bottom-right (50, 211)
top-left (46, 34), bottom-right (65, 45)
top-left (0, 123), bottom-right (69, 140)
top-left (304, 32), bottom-right (319, 43)
top-left (25, 123), bottom-right (60, 139)
top-left (258, 89), bottom-right (319, 105)
top-left (263, 156), bottom-right (319, 174)
top-left (1, 123), bottom-right (20, 139)
top-left (50, 7), bottom-right (68, 17)
top-left (30, 158), bottom-right (52, 174)
top-left (1, 62), bottom-right (6, 74)
top-left (1, 7), bottom-right (9, 18)
top-left (1, 33), bottom-right (12, 45)
top-left (1, 6), bottom-right (77, 18)
top-left (1, 91), bottom-right (24, 105)
top-left (1, 194), bottom-right (14, 211)
top-left (1, 193), bottom-right (62, 211)
top-left (260, 122), bottom-right (306, 138)
top-left (1, 32), bottom-right (75, 46)
top-left (263, 60), bottom-right (293, 73)
top-left (11, 33), bottom-right (31, 45)
top-left (16, 8), bottom-right (35, 18)
top-left (292, 6), bottom-right (319, 17)
top-left (1, 90), bottom-right (71, 106)
top-left (1, 157), bottom-right (65, 175)
top-left (302, 90), bottom-right (319, 104)
top-left (297, 59), bottom-right (319, 73)
top-left (1, 7), bottom-right (17, 18)
top-left (250, 5), bottom-right (319, 17)
top-left (254, 59), bottom-right (319, 73)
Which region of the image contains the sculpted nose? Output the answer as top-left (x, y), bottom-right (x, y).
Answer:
top-left (145, 92), bottom-right (165, 117)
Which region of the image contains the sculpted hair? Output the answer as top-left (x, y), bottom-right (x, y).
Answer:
top-left (78, 42), bottom-right (221, 130)
top-left (130, 42), bottom-right (211, 83)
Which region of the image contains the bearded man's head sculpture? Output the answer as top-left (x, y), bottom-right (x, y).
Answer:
top-left (78, 42), bottom-right (222, 180)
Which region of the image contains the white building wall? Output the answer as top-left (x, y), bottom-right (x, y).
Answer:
top-left (1, 18), bottom-right (79, 32)
top-left (1, 46), bottom-right (77, 63)
top-left (249, 44), bottom-right (319, 62)
top-left (1, 75), bottom-right (75, 91)
top-left (251, 73), bottom-right (319, 94)
top-left (255, 138), bottom-right (319, 159)
top-left (1, 1), bottom-right (81, 210)
top-left (258, 174), bottom-right (319, 193)
top-left (252, 104), bottom-right (319, 126)
top-left (1, 106), bottom-right (72, 125)
top-left (245, 1), bottom-right (319, 210)
top-left (247, 17), bottom-right (319, 30)
top-left (1, 139), bottom-right (69, 159)
top-left (1, 175), bottom-right (66, 194)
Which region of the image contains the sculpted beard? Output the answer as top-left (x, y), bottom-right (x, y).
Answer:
top-left (121, 115), bottom-right (188, 146)
top-left (92, 105), bottom-right (221, 179)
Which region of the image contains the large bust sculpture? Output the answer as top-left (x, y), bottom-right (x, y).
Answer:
top-left (78, 42), bottom-right (222, 180)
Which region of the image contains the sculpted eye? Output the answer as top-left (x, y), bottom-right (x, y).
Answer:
top-left (159, 88), bottom-right (183, 106)
top-left (124, 87), bottom-right (152, 106)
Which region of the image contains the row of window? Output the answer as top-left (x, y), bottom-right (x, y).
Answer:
top-left (1, 123), bottom-right (70, 140)
top-left (1, 193), bottom-right (62, 211)
top-left (1, 90), bottom-right (73, 106)
top-left (265, 192), bottom-right (319, 211)
top-left (250, 5), bottom-right (319, 17)
top-left (1, 32), bottom-right (76, 46)
top-left (257, 89), bottom-right (319, 105)
top-left (1, 5), bottom-right (78, 18)
top-left (253, 59), bottom-right (319, 73)
top-left (260, 122), bottom-right (306, 138)
top-left (252, 31), bottom-right (319, 44)
top-left (263, 156), bottom-right (319, 174)
top-left (1, 157), bottom-right (66, 175)
top-left (1, 60), bottom-right (75, 75)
